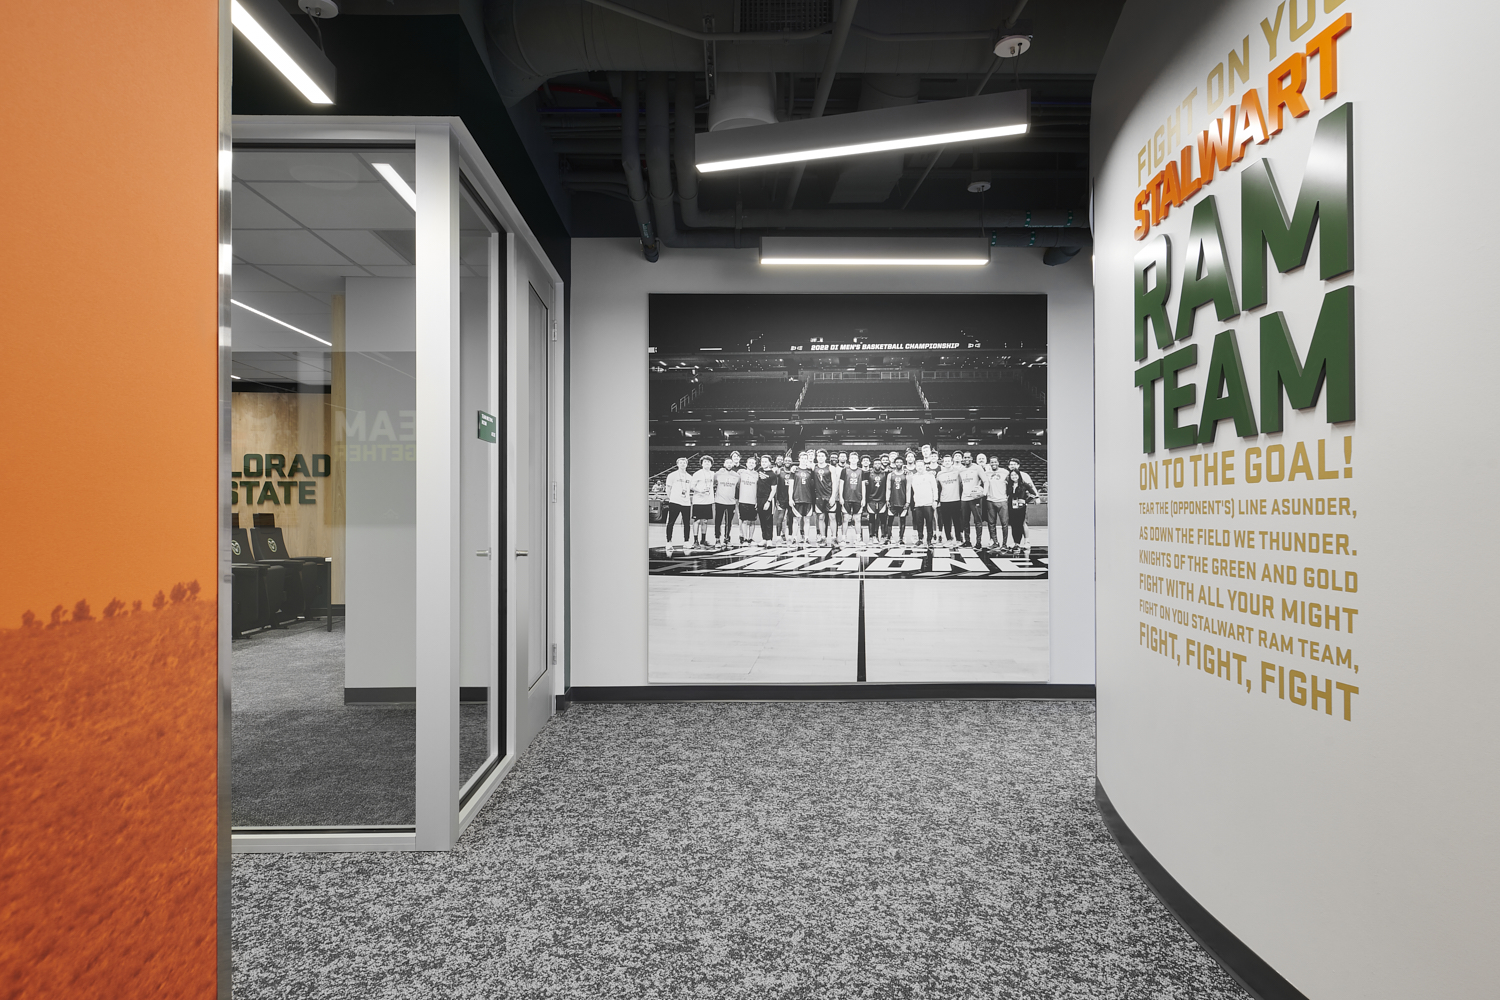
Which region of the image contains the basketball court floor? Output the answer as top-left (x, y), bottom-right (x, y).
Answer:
top-left (647, 523), bottom-right (1049, 684)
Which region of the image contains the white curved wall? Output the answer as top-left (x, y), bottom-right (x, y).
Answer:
top-left (1092, 2), bottom-right (1500, 996)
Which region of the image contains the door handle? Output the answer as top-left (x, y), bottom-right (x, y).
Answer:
top-left (476, 549), bottom-right (491, 558)
top-left (515, 550), bottom-right (529, 557)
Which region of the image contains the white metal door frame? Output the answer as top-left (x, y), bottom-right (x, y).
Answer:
top-left (228, 116), bottom-right (565, 853)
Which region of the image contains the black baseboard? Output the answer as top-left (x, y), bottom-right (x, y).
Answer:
top-left (344, 686), bottom-right (489, 704)
top-left (1095, 779), bottom-right (1309, 1000)
top-left (564, 683), bottom-right (1094, 702)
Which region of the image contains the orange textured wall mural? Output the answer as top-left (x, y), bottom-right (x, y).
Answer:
top-left (0, 3), bottom-right (222, 997)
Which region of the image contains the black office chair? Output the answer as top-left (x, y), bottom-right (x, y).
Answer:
top-left (233, 527), bottom-right (291, 628)
top-left (249, 524), bottom-right (333, 630)
top-left (231, 563), bottom-right (263, 636)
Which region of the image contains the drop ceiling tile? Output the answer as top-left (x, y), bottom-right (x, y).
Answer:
top-left (256, 265), bottom-right (367, 293)
top-left (362, 266), bottom-right (415, 278)
top-left (231, 317), bottom-right (332, 352)
top-left (315, 229), bottom-right (409, 266)
top-left (231, 182), bottom-right (301, 229)
top-left (231, 265), bottom-right (297, 292)
top-left (246, 181), bottom-right (414, 229)
top-left (234, 229), bottom-right (351, 266)
top-left (233, 150), bottom-right (378, 183)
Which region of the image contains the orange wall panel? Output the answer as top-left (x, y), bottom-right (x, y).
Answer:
top-left (0, 3), bottom-right (222, 997)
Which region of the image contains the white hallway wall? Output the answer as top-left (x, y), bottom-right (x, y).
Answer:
top-left (1092, 1), bottom-right (1499, 996)
top-left (569, 237), bottom-right (1096, 687)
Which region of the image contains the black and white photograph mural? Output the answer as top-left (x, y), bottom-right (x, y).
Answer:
top-left (648, 294), bottom-right (1049, 683)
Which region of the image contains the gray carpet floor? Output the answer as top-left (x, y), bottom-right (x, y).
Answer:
top-left (233, 701), bottom-right (1247, 999)
top-left (233, 619), bottom-right (491, 827)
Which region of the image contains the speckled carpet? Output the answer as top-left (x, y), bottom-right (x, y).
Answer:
top-left (232, 701), bottom-right (1247, 999)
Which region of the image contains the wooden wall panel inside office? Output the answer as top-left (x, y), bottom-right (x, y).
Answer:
top-left (0, 4), bottom-right (220, 999)
top-left (232, 391), bottom-right (342, 601)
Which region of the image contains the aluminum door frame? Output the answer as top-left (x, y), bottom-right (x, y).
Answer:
top-left (228, 117), bottom-right (565, 853)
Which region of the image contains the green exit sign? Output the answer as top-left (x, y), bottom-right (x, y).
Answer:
top-left (477, 410), bottom-right (497, 443)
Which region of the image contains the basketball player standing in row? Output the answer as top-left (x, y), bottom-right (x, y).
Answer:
top-left (664, 456), bottom-right (692, 549)
top-left (691, 456), bottom-right (715, 548)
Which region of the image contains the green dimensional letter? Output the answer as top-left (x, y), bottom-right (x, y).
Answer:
top-left (1197, 330), bottom-right (1258, 443)
top-left (1162, 344), bottom-right (1199, 449)
top-left (1259, 284), bottom-right (1355, 432)
top-left (1135, 360), bottom-right (1164, 454)
top-left (1175, 195), bottom-right (1240, 342)
top-left (1134, 235), bottom-right (1173, 361)
top-left (1241, 102), bottom-right (1354, 310)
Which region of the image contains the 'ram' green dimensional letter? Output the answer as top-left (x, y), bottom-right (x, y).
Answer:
top-left (1259, 284), bottom-right (1355, 432)
top-left (1198, 330), bottom-right (1258, 443)
top-left (1175, 196), bottom-right (1240, 343)
top-left (1133, 235), bottom-right (1173, 361)
top-left (1241, 102), bottom-right (1354, 310)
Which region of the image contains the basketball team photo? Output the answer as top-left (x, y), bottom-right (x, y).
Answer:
top-left (647, 293), bottom-right (1050, 685)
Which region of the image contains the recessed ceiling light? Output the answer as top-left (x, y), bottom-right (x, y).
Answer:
top-left (230, 0), bottom-right (333, 104)
top-left (371, 163), bottom-right (417, 210)
top-left (230, 299), bottom-right (332, 346)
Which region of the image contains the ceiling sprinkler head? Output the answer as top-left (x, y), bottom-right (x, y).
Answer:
top-left (298, 0), bottom-right (339, 17)
top-left (994, 34), bottom-right (1031, 59)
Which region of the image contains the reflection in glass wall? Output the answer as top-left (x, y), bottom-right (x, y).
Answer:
top-left (229, 148), bottom-right (417, 827)
top-left (458, 190), bottom-right (501, 791)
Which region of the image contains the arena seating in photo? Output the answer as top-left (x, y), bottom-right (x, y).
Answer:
top-left (920, 379), bottom-right (1010, 408)
top-left (801, 380), bottom-right (919, 410)
top-left (692, 378), bottom-right (802, 410)
top-left (651, 379), bottom-right (693, 416)
top-left (1008, 452), bottom-right (1049, 496)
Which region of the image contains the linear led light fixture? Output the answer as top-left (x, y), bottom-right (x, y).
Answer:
top-left (370, 163), bottom-right (417, 210)
top-left (230, 0), bottom-right (335, 105)
top-left (697, 89), bottom-right (1028, 173)
top-left (760, 237), bottom-right (990, 267)
top-left (231, 299), bottom-right (333, 346)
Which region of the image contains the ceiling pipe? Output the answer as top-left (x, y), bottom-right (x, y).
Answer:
top-left (646, 72), bottom-right (741, 247)
top-left (645, 73), bottom-right (677, 246)
top-left (618, 72), bottom-right (659, 261)
top-left (486, 1), bottom-right (1102, 107)
top-left (677, 74), bottom-right (735, 231)
top-left (578, 0), bottom-right (990, 44)
top-left (781, 0), bottom-right (861, 210)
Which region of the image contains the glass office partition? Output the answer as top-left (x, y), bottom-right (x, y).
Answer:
top-left (458, 185), bottom-right (502, 794)
top-left (229, 146), bottom-right (419, 829)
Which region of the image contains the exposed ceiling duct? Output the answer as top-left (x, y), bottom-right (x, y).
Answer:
top-left (491, 0), bottom-right (1119, 260)
top-left (826, 75), bottom-right (920, 204)
top-left (707, 73), bottom-right (779, 131)
top-left (482, 0), bottom-right (1112, 107)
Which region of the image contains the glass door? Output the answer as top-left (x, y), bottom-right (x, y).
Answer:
top-left (521, 286), bottom-right (550, 693)
top-left (228, 145), bottom-right (419, 831)
top-left (459, 185), bottom-right (503, 798)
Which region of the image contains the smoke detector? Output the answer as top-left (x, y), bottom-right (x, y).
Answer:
top-left (967, 171), bottom-right (992, 194)
top-left (994, 34), bottom-right (1031, 58)
top-left (298, 0), bottom-right (338, 17)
